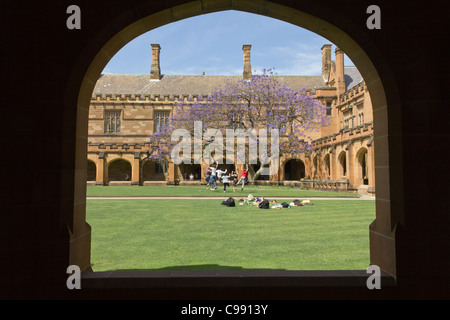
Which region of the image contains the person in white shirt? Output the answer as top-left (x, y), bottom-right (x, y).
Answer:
top-left (216, 168), bottom-right (227, 181)
top-left (209, 163), bottom-right (218, 189)
top-left (222, 173), bottom-right (231, 192)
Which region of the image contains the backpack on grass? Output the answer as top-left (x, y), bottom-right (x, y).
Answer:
top-left (258, 199), bottom-right (270, 209)
top-left (221, 197), bottom-right (235, 207)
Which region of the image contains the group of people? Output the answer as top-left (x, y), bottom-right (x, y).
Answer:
top-left (184, 172), bottom-right (199, 181)
top-left (205, 164), bottom-right (249, 192)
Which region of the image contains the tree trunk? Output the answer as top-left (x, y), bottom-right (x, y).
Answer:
top-left (252, 163), bottom-right (270, 181)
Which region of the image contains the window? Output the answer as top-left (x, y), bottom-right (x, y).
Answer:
top-left (105, 110), bottom-right (121, 133)
top-left (155, 111), bottom-right (170, 132)
top-left (231, 114), bottom-right (244, 130)
top-left (326, 101), bottom-right (332, 116)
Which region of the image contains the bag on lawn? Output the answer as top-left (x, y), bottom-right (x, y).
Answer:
top-left (222, 197), bottom-right (235, 207)
top-left (258, 199), bottom-right (270, 209)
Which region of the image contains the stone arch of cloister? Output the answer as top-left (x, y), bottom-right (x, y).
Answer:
top-left (6, 0), bottom-right (449, 300)
top-left (66, 0), bottom-right (403, 293)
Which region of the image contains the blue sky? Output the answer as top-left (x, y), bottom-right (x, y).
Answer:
top-left (102, 10), bottom-right (354, 76)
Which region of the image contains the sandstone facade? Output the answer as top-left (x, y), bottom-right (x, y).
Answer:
top-left (88, 44), bottom-right (374, 194)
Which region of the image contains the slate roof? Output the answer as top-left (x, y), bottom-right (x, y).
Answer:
top-left (93, 74), bottom-right (326, 96)
top-left (344, 66), bottom-right (363, 91)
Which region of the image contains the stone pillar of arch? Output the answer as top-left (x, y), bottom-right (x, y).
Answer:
top-left (367, 138), bottom-right (376, 194)
top-left (167, 161), bottom-right (177, 185)
top-left (132, 153), bottom-right (140, 185)
top-left (345, 142), bottom-right (354, 187)
top-left (330, 147), bottom-right (337, 180)
top-left (96, 153), bottom-right (105, 185)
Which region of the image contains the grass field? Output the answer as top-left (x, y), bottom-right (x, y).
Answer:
top-left (86, 198), bottom-right (375, 271)
top-left (86, 185), bottom-right (360, 198)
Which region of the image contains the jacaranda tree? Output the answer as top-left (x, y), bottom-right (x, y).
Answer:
top-left (146, 69), bottom-right (330, 180)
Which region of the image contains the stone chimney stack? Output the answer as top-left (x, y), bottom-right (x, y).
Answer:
top-left (321, 44), bottom-right (332, 81)
top-left (242, 44), bottom-right (252, 81)
top-left (335, 47), bottom-right (346, 95)
top-left (150, 44), bottom-right (161, 80)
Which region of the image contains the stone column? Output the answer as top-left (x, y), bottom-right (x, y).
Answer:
top-left (330, 147), bottom-right (337, 180)
top-left (167, 161), bottom-right (177, 185)
top-left (96, 152), bottom-right (105, 185)
top-left (367, 137), bottom-right (376, 194)
top-left (131, 152), bottom-right (140, 185)
top-left (345, 141), bottom-right (354, 188)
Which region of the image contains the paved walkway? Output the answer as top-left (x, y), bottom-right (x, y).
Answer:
top-left (87, 194), bottom-right (375, 200)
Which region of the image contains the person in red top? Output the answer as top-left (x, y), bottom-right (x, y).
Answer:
top-left (237, 164), bottom-right (249, 191)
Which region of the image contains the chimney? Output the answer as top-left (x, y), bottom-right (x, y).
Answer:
top-left (321, 44), bottom-right (332, 81)
top-left (150, 44), bottom-right (161, 80)
top-left (335, 47), bottom-right (346, 95)
top-left (242, 44), bottom-right (252, 80)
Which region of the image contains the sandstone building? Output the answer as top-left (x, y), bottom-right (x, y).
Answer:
top-left (88, 43), bottom-right (374, 194)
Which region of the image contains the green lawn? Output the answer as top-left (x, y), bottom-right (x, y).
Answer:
top-left (86, 185), bottom-right (360, 198)
top-left (86, 198), bottom-right (375, 271)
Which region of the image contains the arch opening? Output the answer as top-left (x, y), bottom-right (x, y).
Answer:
top-left (324, 153), bottom-right (331, 179)
top-left (70, 1), bottom-right (398, 281)
top-left (338, 151), bottom-right (347, 178)
top-left (142, 160), bottom-right (167, 182)
top-left (284, 159), bottom-right (305, 181)
top-left (356, 147), bottom-right (369, 186)
top-left (87, 160), bottom-right (96, 182)
top-left (107, 158), bottom-right (132, 182)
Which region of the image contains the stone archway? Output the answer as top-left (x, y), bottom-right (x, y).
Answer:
top-left (324, 153), bottom-right (331, 179)
top-left (338, 151), bottom-right (347, 178)
top-left (284, 159), bottom-right (305, 180)
top-left (87, 160), bottom-right (96, 182)
top-left (69, 1), bottom-right (397, 280)
top-left (356, 147), bottom-right (369, 186)
top-left (107, 158), bottom-right (132, 182)
top-left (142, 160), bottom-right (166, 182)
top-left (178, 163), bottom-right (202, 181)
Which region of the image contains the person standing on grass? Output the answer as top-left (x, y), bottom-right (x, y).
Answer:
top-left (222, 173), bottom-right (231, 192)
top-left (205, 166), bottom-right (212, 188)
top-left (209, 163), bottom-right (218, 190)
top-left (230, 170), bottom-right (238, 192)
top-left (236, 164), bottom-right (249, 191)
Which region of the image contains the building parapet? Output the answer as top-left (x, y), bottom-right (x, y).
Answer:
top-left (339, 81), bottom-right (365, 104)
top-left (91, 93), bottom-right (208, 103)
top-left (88, 141), bottom-right (148, 152)
top-left (312, 121), bottom-right (373, 148)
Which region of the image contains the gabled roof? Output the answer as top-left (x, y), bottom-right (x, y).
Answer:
top-left (93, 74), bottom-right (325, 96)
